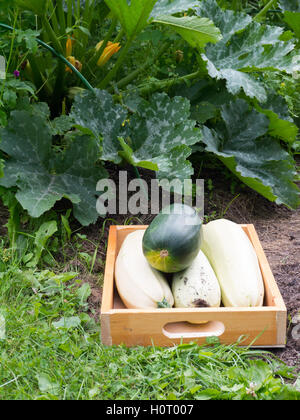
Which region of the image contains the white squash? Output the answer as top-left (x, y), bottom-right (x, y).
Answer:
top-left (201, 219), bottom-right (264, 307)
top-left (115, 230), bottom-right (174, 309)
top-left (172, 250), bottom-right (221, 308)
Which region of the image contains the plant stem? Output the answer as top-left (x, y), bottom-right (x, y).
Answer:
top-left (57, 0), bottom-right (66, 37)
top-left (48, 1), bottom-right (60, 36)
top-left (0, 11), bottom-right (18, 102)
top-left (137, 69), bottom-right (203, 96)
top-left (5, 11), bottom-right (18, 72)
top-left (113, 42), bottom-right (168, 91)
top-left (97, 37), bottom-right (133, 89)
top-left (114, 28), bottom-right (125, 43)
top-left (67, 0), bottom-right (73, 28)
top-left (253, 0), bottom-right (277, 21)
top-left (42, 15), bottom-right (63, 54)
top-left (28, 54), bottom-right (52, 99)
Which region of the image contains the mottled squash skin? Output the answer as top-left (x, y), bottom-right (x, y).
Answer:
top-left (142, 204), bottom-right (203, 273)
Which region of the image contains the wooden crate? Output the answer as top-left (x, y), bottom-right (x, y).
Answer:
top-left (101, 224), bottom-right (287, 348)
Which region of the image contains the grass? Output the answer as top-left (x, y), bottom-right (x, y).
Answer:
top-left (0, 251), bottom-right (300, 401)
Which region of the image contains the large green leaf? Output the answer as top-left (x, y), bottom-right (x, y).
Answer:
top-left (279, 1), bottom-right (300, 39)
top-left (203, 22), bottom-right (295, 72)
top-left (283, 11), bottom-right (300, 38)
top-left (0, 110), bottom-right (108, 225)
top-left (70, 90), bottom-right (202, 182)
top-left (70, 89), bottom-right (127, 164)
top-left (152, 15), bottom-right (222, 48)
top-left (15, 0), bottom-right (48, 15)
top-left (197, 0), bottom-right (252, 43)
top-left (151, 0), bottom-right (199, 17)
top-left (279, 0), bottom-right (300, 12)
top-left (104, 0), bottom-right (158, 39)
top-left (256, 92), bottom-right (299, 144)
top-left (201, 99), bottom-right (300, 209)
top-left (123, 93), bottom-right (201, 178)
top-left (197, 0), bottom-right (297, 102)
top-left (156, 145), bottom-right (194, 185)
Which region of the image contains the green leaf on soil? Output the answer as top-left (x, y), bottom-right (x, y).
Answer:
top-left (52, 316), bottom-right (81, 329)
top-left (36, 373), bottom-right (60, 395)
top-left (201, 99), bottom-right (300, 209)
top-left (0, 110), bottom-right (108, 226)
top-left (256, 92), bottom-right (299, 143)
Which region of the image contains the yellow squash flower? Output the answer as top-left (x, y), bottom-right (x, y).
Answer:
top-left (65, 56), bottom-right (82, 74)
top-left (96, 41), bottom-right (121, 67)
top-left (65, 36), bottom-right (82, 74)
top-left (66, 36), bottom-right (73, 57)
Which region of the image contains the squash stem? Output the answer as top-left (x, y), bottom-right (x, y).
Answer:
top-left (111, 42), bottom-right (169, 91)
top-left (253, 0), bottom-right (277, 21)
top-left (157, 298), bottom-right (171, 308)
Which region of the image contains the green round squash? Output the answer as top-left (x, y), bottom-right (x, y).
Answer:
top-left (142, 203), bottom-right (203, 273)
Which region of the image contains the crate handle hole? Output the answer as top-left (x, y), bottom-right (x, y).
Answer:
top-left (162, 320), bottom-right (225, 339)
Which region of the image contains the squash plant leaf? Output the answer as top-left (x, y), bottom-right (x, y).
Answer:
top-left (70, 90), bottom-right (201, 182)
top-left (156, 145), bottom-right (194, 187)
top-left (15, 0), bottom-right (48, 15)
top-left (201, 99), bottom-right (300, 209)
top-left (70, 89), bottom-right (127, 164)
top-left (197, 0), bottom-right (297, 102)
top-left (123, 92), bottom-right (201, 179)
top-left (255, 92), bottom-right (299, 144)
top-left (151, 0), bottom-right (199, 17)
top-left (152, 15), bottom-right (222, 48)
top-left (104, 0), bottom-right (158, 39)
top-left (197, 0), bottom-right (252, 43)
top-left (279, 1), bottom-right (300, 39)
top-left (283, 11), bottom-right (300, 39)
top-left (0, 110), bottom-right (108, 226)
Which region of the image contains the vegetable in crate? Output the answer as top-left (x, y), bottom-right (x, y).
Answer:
top-left (142, 203), bottom-right (202, 273)
top-left (172, 249), bottom-right (221, 308)
top-left (201, 219), bottom-right (264, 307)
top-left (115, 230), bottom-right (174, 309)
